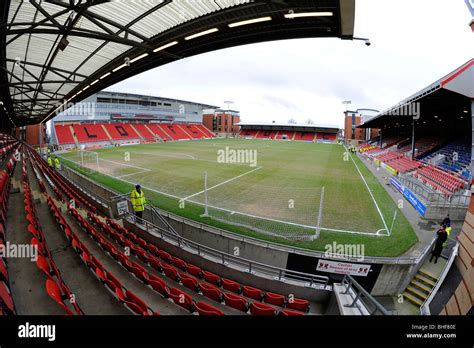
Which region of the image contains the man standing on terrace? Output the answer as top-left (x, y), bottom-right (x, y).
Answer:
top-left (131, 184), bottom-right (146, 223)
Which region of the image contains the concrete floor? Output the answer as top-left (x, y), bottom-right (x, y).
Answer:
top-left (26, 161), bottom-right (129, 315)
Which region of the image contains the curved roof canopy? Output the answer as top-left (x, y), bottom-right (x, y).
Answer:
top-left (0, 0), bottom-right (355, 128)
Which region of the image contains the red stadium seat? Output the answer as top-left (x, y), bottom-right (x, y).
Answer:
top-left (46, 279), bottom-right (74, 315)
top-left (104, 272), bottom-right (123, 293)
top-left (157, 250), bottom-right (172, 263)
top-left (287, 298), bottom-right (310, 313)
top-left (243, 285), bottom-right (263, 301)
top-left (186, 264), bottom-right (203, 278)
top-left (162, 263), bottom-right (180, 282)
top-left (223, 293), bottom-right (249, 313)
top-left (179, 273), bottom-right (200, 292)
top-left (171, 257), bottom-right (187, 271)
top-left (200, 283), bottom-right (223, 303)
top-left (130, 262), bottom-right (149, 284)
top-left (169, 288), bottom-right (194, 312)
top-left (0, 281), bottom-right (15, 314)
top-left (148, 274), bottom-right (169, 298)
top-left (0, 259), bottom-right (8, 283)
top-left (195, 301), bottom-right (224, 316)
top-left (250, 302), bottom-right (276, 316)
top-left (264, 292), bottom-right (286, 307)
top-left (202, 270), bottom-right (222, 286)
top-left (36, 255), bottom-right (53, 279)
top-left (222, 278), bottom-right (242, 294)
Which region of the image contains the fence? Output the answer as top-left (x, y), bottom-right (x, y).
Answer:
top-left (339, 275), bottom-right (391, 315)
top-left (400, 175), bottom-right (470, 207)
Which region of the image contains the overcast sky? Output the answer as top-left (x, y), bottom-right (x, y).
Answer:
top-left (106, 0), bottom-right (474, 128)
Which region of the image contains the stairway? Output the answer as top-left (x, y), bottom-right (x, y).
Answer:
top-left (101, 124), bottom-right (113, 141)
top-left (402, 269), bottom-right (437, 307)
top-left (129, 124), bottom-right (144, 141)
top-left (69, 125), bottom-right (80, 148)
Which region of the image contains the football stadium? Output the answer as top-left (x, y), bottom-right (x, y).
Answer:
top-left (0, 0), bottom-right (473, 341)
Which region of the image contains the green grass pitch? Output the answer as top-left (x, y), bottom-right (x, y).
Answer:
top-left (59, 139), bottom-right (418, 257)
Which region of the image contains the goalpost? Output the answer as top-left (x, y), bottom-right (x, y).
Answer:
top-left (197, 172), bottom-right (324, 241)
top-left (73, 149), bottom-right (100, 174)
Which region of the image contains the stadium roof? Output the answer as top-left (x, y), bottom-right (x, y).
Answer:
top-left (237, 122), bottom-right (340, 130)
top-left (358, 58), bottom-right (474, 129)
top-left (0, 0), bottom-right (356, 128)
top-left (95, 90), bottom-right (219, 109)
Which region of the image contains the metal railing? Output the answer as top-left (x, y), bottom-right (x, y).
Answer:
top-left (400, 175), bottom-right (470, 207)
top-left (124, 211), bottom-right (330, 288)
top-left (61, 164), bottom-right (435, 266)
top-left (340, 275), bottom-right (391, 315)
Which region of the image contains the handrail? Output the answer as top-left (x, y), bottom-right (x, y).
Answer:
top-left (124, 211), bottom-right (330, 288)
top-left (419, 238), bottom-right (459, 315)
top-left (60, 164), bottom-right (433, 265)
top-left (340, 275), bottom-right (391, 315)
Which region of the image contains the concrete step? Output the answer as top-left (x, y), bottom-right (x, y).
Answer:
top-left (410, 279), bottom-right (432, 293)
top-left (403, 292), bottom-right (422, 307)
top-left (415, 274), bottom-right (436, 287)
top-left (406, 286), bottom-right (428, 301)
top-left (418, 269), bottom-right (438, 282)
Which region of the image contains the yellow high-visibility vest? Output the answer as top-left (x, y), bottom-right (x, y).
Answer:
top-left (54, 158), bottom-right (59, 169)
top-left (47, 157), bottom-right (52, 167)
top-left (131, 189), bottom-right (146, 212)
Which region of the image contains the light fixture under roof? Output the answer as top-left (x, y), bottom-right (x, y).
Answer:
top-left (112, 63), bottom-right (128, 72)
top-left (130, 53), bottom-right (149, 63)
top-left (434, 115), bottom-right (438, 118)
top-left (228, 16), bottom-right (272, 28)
top-left (100, 72), bottom-right (111, 80)
top-left (284, 12), bottom-right (333, 19)
top-left (153, 41), bottom-right (179, 53)
top-left (185, 28), bottom-right (219, 41)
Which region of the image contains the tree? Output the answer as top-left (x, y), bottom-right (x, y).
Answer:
top-left (305, 118), bottom-right (314, 125)
top-left (288, 118), bottom-right (297, 124)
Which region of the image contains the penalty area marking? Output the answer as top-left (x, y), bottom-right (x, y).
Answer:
top-left (182, 166), bottom-right (263, 201)
top-left (344, 146), bottom-right (389, 234)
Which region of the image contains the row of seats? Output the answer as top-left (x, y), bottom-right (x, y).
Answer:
top-left (419, 141), bottom-right (471, 180)
top-left (375, 152), bottom-right (403, 162)
top-left (413, 165), bottom-right (465, 194)
top-left (28, 142), bottom-right (313, 316)
top-left (31, 151), bottom-right (97, 213)
top-left (101, 216), bottom-right (310, 315)
top-left (26, 146), bottom-right (160, 316)
top-left (384, 156), bottom-right (422, 173)
top-left (22, 154), bottom-right (83, 315)
top-left (241, 130), bottom-right (337, 142)
top-left (56, 123), bottom-right (216, 146)
top-left (0, 146), bottom-right (19, 315)
top-left (68, 207), bottom-right (218, 315)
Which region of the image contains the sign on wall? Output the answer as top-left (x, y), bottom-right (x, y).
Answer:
top-left (316, 259), bottom-right (371, 277)
top-left (390, 177), bottom-right (426, 216)
top-left (117, 200), bottom-right (129, 216)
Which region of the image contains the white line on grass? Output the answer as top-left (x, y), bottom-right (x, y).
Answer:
top-left (116, 170), bottom-right (152, 179)
top-left (99, 158), bottom-right (152, 172)
top-left (344, 146), bottom-right (389, 233)
top-left (182, 166), bottom-right (263, 201)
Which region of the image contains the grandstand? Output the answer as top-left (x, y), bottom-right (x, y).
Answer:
top-left (237, 123), bottom-right (339, 142)
top-left (51, 91), bottom-right (219, 150)
top-left (0, 0), bottom-right (471, 330)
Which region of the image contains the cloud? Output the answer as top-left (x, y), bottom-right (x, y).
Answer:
top-left (107, 0), bottom-right (474, 128)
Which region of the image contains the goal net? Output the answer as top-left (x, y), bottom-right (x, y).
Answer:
top-left (202, 184), bottom-right (324, 241)
top-left (67, 150), bottom-right (100, 174)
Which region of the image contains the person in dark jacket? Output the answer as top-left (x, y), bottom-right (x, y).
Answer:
top-left (441, 214), bottom-right (451, 228)
top-left (429, 227), bottom-right (448, 264)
